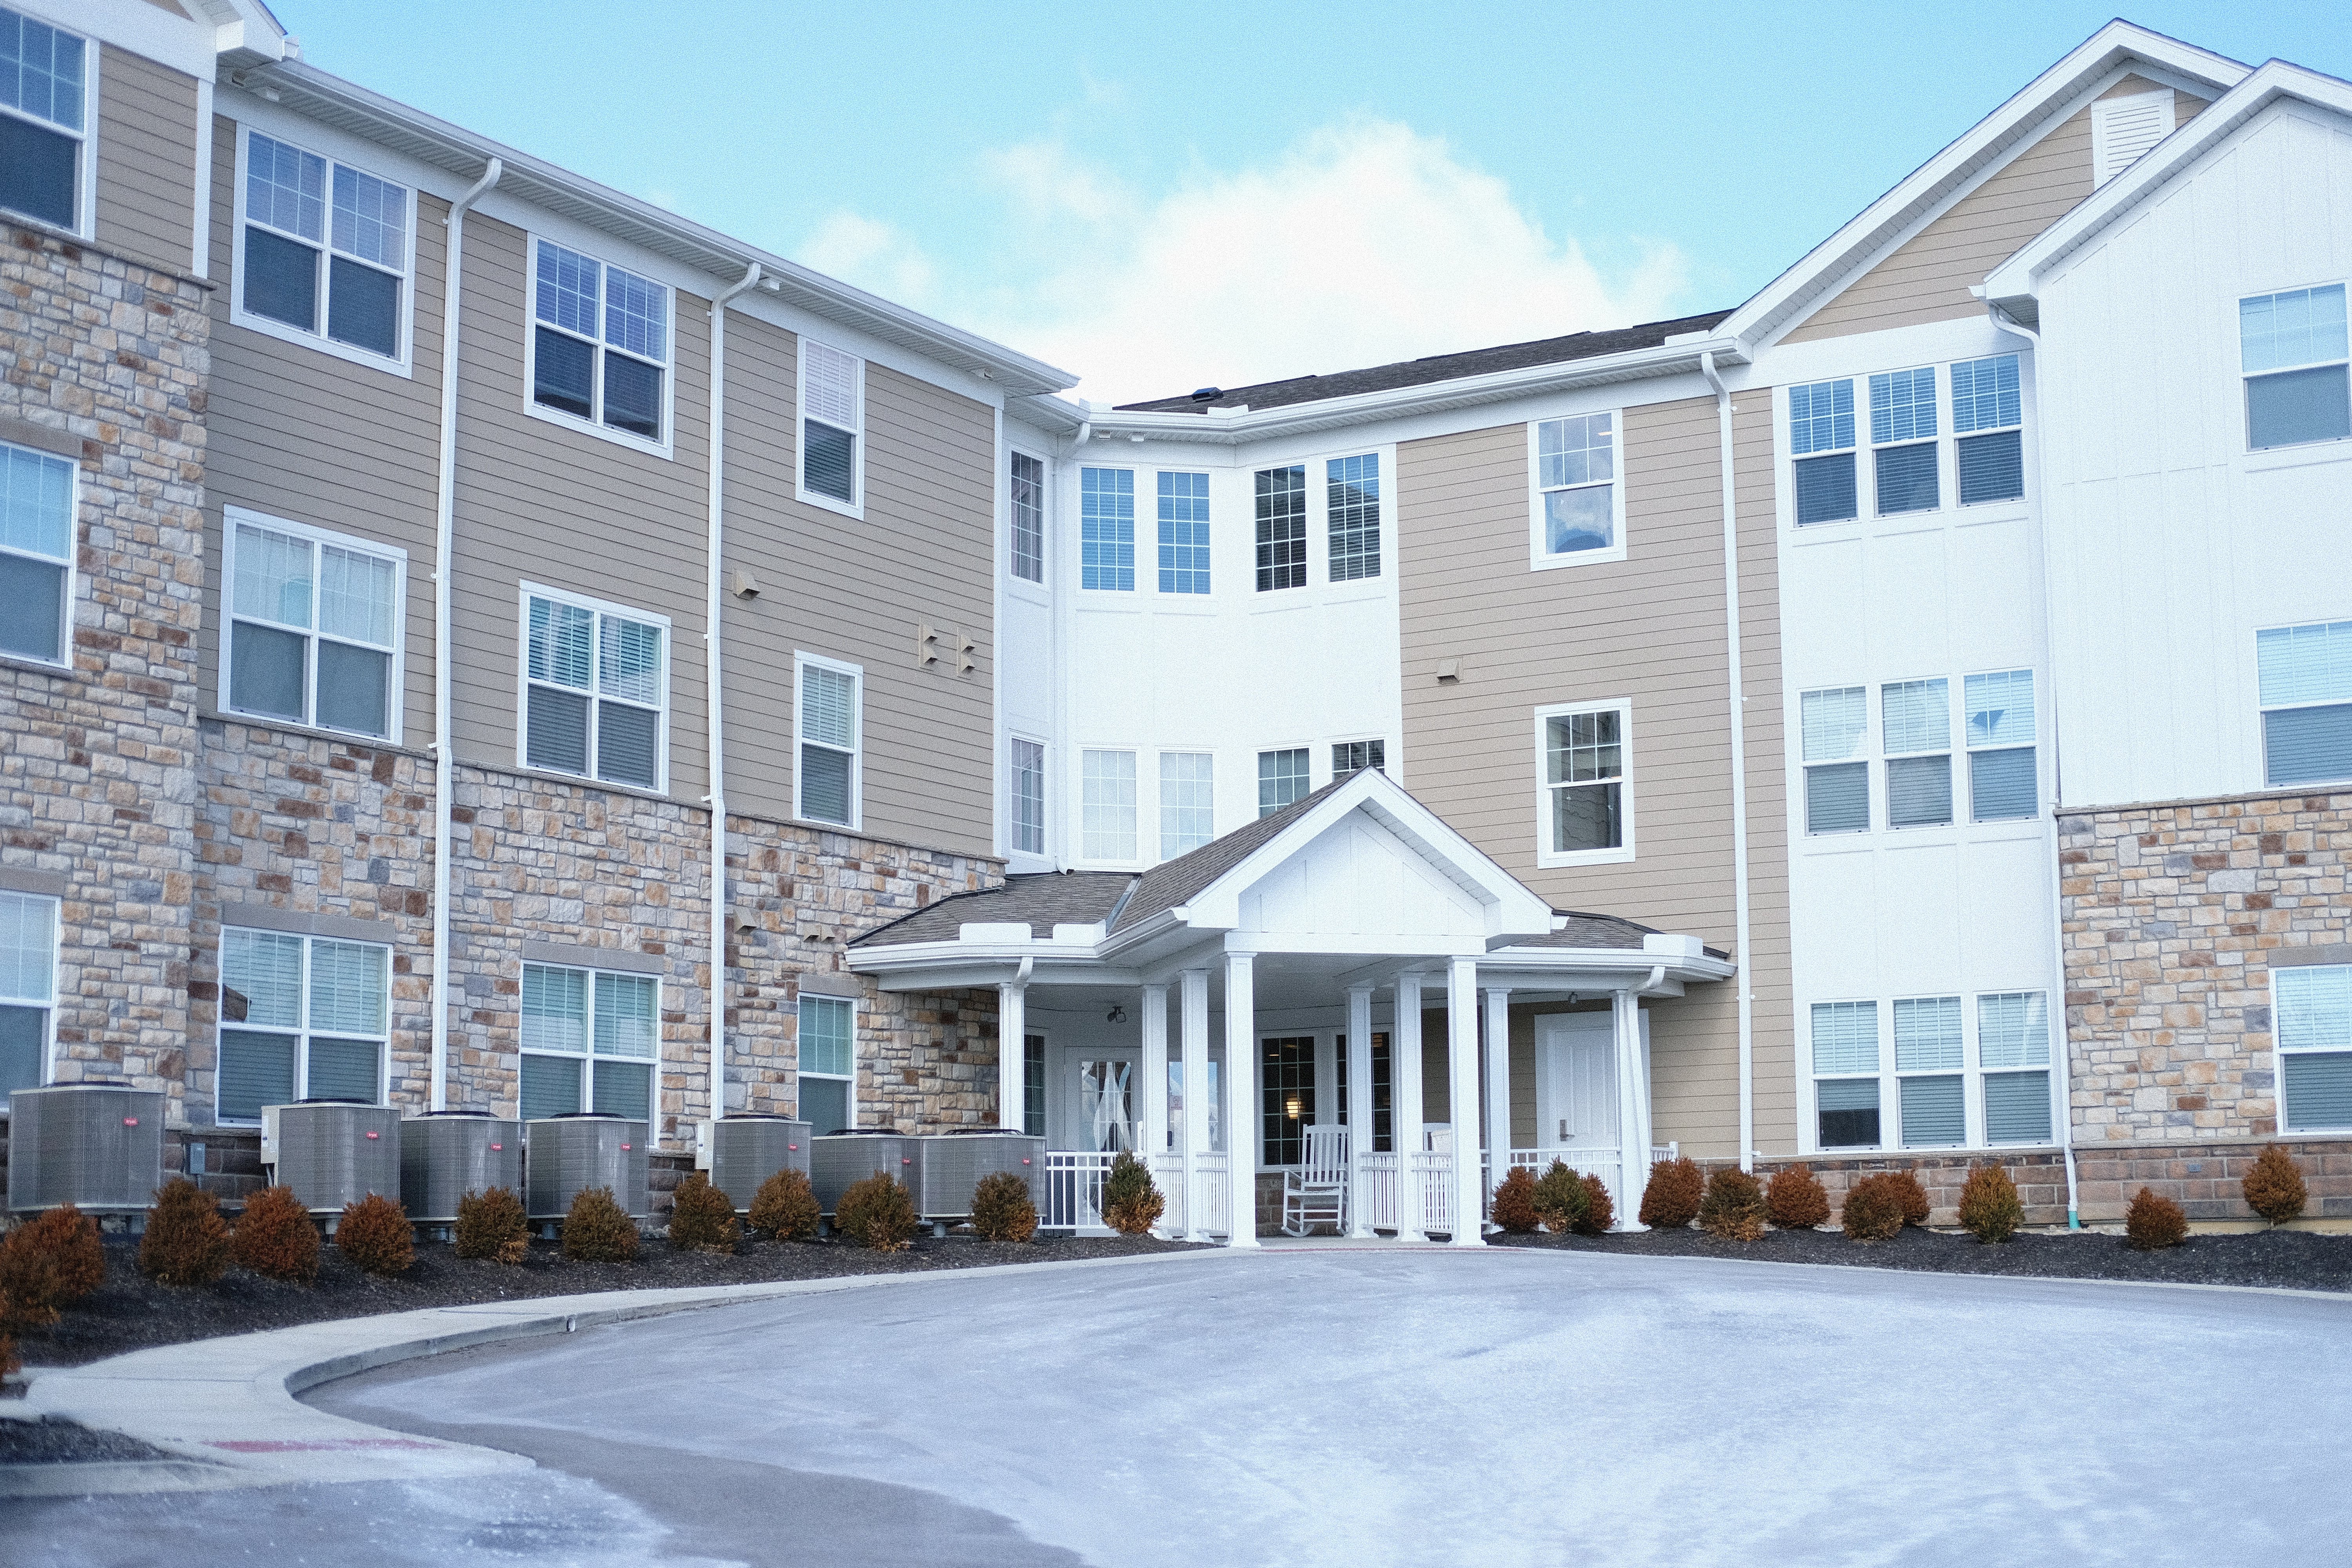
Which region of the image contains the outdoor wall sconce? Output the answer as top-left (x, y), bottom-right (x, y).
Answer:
top-left (1106, 1004), bottom-right (1127, 1024)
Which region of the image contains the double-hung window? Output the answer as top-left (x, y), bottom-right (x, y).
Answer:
top-left (1964, 670), bottom-right (2037, 820)
top-left (797, 995), bottom-right (855, 1134)
top-left (241, 132), bottom-right (411, 362)
top-left (1255, 466), bottom-right (1307, 591)
top-left (1011, 737), bottom-right (1046, 856)
top-left (1811, 1002), bottom-right (1880, 1149)
top-left (1893, 995), bottom-right (1965, 1148)
top-left (1539, 703), bottom-right (1628, 860)
top-left (1801, 687), bottom-right (1869, 834)
top-left (1882, 678), bottom-right (1952, 828)
top-left (524, 590), bottom-right (667, 791)
top-left (2257, 620), bottom-right (2352, 786)
top-left (800, 340), bottom-right (862, 505)
top-left (519, 962), bottom-right (657, 1122)
top-left (531, 239), bottom-right (670, 444)
top-left (1978, 992), bottom-right (2053, 1145)
top-left (1327, 454), bottom-right (1381, 581)
top-left (226, 514), bottom-right (403, 740)
top-left (1159, 751), bottom-right (1213, 859)
top-left (0, 890), bottom-right (56, 1097)
top-left (0, 439), bottom-right (74, 666)
top-left (216, 929), bottom-right (389, 1122)
top-left (1257, 748), bottom-right (1309, 817)
top-left (2276, 965), bottom-right (2352, 1133)
top-left (1157, 471), bottom-right (1210, 594)
top-left (0, 7), bottom-right (85, 232)
top-left (1870, 367), bottom-right (1939, 515)
top-left (1790, 380), bottom-right (1858, 525)
top-left (1534, 414), bottom-right (1617, 559)
top-left (1081, 749), bottom-right (1138, 860)
top-left (1080, 467), bottom-right (1135, 592)
top-left (1952, 354), bottom-right (2025, 504)
top-left (2241, 285), bottom-right (2350, 450)
top-left (795, 656), bottom-right (861, 826)
top-left (1332, 739), bottom-right (1385, 776)
top-left (1009, 452), bottom-right (1045, 584)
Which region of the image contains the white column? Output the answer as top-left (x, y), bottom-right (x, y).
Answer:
top-left (1393, 971), bottom-right (1425, 1242)
top-left (1140, 982), bottom-right (1169, 1226)
top-left (1483, 985), bottom-right (1513, 1227)
top-left (1345, 983), bottom-right (1375, 1238)
top-left (1224, 951), bottom-right (1260, 1248)
top-left (1180, 967), bottom-right (1210, 1242)
top-left (997, 981), bottom-right (1028, 1134)
top-left (1446, 956), bottom-right (1483, 1247)
top-left (1614, 987), bottom-right (1648, 1230)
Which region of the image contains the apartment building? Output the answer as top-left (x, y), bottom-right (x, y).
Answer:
top-left (3, 6), bottom-right (2347, 1230)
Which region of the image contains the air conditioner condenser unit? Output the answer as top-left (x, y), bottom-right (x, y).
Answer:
top-left (6, 1083), bottom-right (164, 1213)
top-left (525, 1113), bottom-right (649, 1220)
top-left (401, 1110), bottom-right (521, 1223)
top-left (268, 1100), bottom-right (401, 1215)
top-left (701, 1116), bottom-right (811, 1214)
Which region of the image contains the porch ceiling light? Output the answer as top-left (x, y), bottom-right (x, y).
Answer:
top-left (1106, 1004), bottom-right (1127, 1024)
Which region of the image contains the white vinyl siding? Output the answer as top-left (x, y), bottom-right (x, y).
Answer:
top-left (1159, 751), bottom-right (1214, 859)
top-left (216, 928), bottom-right (390, 1123)
top-left (223, 512), bottom-right (404, 740)
top-left (236, 129), bottom-right (414, 367)
top-left (519, 962), bottom-right (658, 1123)
top-left (797, 994), bottom-right (855, 1134)
top-left (528, 238), bottom-right (673, 449)
top-left (523, 588), bottom-right (669, 792)
top-left (0, 890), bottom-right (56, 1097)
top-left (795, 655), bottom-right (862, 827)
top-left (1082, 749), bottom-right (1138, 862)
top-left (2258, 620), bottom-right (2352, 787)
top-left (0, 439), bottom-right (74, 666)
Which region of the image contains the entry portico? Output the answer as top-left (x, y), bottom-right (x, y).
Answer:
top-left (849, 771), bottom-right (1733, 1241)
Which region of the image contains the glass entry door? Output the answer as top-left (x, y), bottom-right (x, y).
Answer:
top-left (1073, 1057), bottom-right (1137, 1152)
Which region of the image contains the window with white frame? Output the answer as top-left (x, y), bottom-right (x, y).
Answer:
top-left (1255, 466), bottom-right (1307, 592)
top-left (1979, 991), bottom-right (2053, 1145)
top-left (1011, 736), bottom-right (1046, 857)
top-left (1332, 739), bottom-right (1384, 776)
top-left (1534, 414), bottom-right (1617, 558)
top-left (1965, 670), bottom-right (2037, 820)
top-left (1009, 452), bottom-right (1045, 584)
top-left (800, 339), bottom-right (862, 504)
top-left (531, 239), bottom-right (670, 443)
top-left (1882, 678), bottom-right (1952, 828)
top-left (1811, 1001), bottom-right (1880, 1149)
top-left (1869, 367), bottom-right (1939, 515)
top-left (1894, 995), bottom-right (1965, 1148)
top-left (225, 514), bottom-right (403, 740)
top-left (1022, 1031), bottom-right (1046, 1139)
top-left (0, 890), bottom-right (56, 1098)
top-left (2257, 620), bottom-right (2352, 786)
top-left (2241, 284), bottom-right (2349, 451)
top-left (797, 994), bottom-right (855, 1134)
top-left (1081, 749), bottom-right (1137, 860)
top-left (1159, 751), bottom-right (1214, 859)
top-left (519, 962), bottom-right (656, 1122)
top-left (2276, 964), bottom-right (2352, 1133)
top-left (1080, 467), bottom-right (1134, 592)
top-left (1952, 354), bottom-right (2025, 505)
top-left (1257, 748), bottom-right (1309, 817)
top-left (1801, 686), bottom-right (1869, 835)
top-left (524, 590), bottom-right (666, 790)
top-left (216, 929), bottom-right (389, 1123)
top-left (796, 657), bottom-right (860, 826)
top-left (1327, 454), bottom-right (1381, 581)
top-left (1540, 703), bottom-right (1627, 858)
top-left (0, 7), bottom-right (85, 232)
top-left (1157, 471), bottom-right (1210, 594)
top-left (241, 132), bottom-right (411, 362)
top-left (0, 440), bottom-right (74, 666)
top-left (1790, 380), bottom-right (1858, 525)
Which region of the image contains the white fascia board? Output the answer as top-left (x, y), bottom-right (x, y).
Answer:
top-left (1479, 950), bottom-right (1737, 989)
top-left (20, 0), bottom-right (223, 78)
top-left (1719, 21), bottom-right (2249, 347)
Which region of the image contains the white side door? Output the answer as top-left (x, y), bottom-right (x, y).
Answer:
top-left (1535, 1014), bottom-right (1619, 1153)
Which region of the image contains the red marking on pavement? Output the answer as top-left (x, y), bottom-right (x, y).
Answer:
top-left (208, 1437), bottom-right (443, 1452)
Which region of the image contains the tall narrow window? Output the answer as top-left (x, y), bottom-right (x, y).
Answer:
top-left (1790, 380), bottom-right (1857, 525)
top-left (0, 440), bottom-right (74, 665)
top-left (1332, 739), bottom-right (1385, 776)
top-left (226, 516), bottom-right (403, 739)
top-left (531, 240), bottom-right (669, 442)
top-left (1159, 751), bottom-right (1214, 859)
top-left (1327, 454), bottom-right (1381, 581)
top-left (525, 592), bottom-right (666, 790)
top-left (1257, 748), bottom-right (1310, 817)
top-left (1965, 670), bottom-right (2037, 820)
top-left (1254, 465), bottom-right (1307, 592)
top-left (1080, 467), bottom-right (1135, 592)
top-left (1882, 679), bottom-right (1952, 828)
top-left (1534, 414), bottom-right (1616, 557)
top-left (1157, 471), bottom-right (1210, 594)
top-left (0, 7), bottom-right (85, 231)
top-left (242, 132), bottom-right (411, 361)
top-left (1260, 1036), bottom-right (1314, 1166)
top-left (1869, 367), bottom-right (1939, 515)
top-left (2241, 285), bottom-right (2350, 450)
top-left (800, 339), bottom-right (861, 503)
top-left (1894, 995), bottom-right (1965, 1147)
top-left (1330, 1035), bottom-right (1395, 1151)
top-left (2257, 621), bottom-right (2352, 786)
top-left (1811, 1001), bottom-right (1879, 1149)
top-left (1951, 354), bottom-right (2025, 505)
top-left (1081, 749), bottom-right (1137, 861)
top-left (0, 890), bottom-right (56, 1097)
top-left (1541, 705), bottom-right (1626, 857)
top-left (2276, 965), bottom-right (2352, 1133)
top-left (1978, 991), bottom-right (2053, 1145)
top-left (798, 995), bottom-right (855, 1134)
top-left (1022, 1033), bottom-right (1046, 1139)
top-left (217, 929), bottom-right (390, 1122)
top-left (1009, 452), bottom-right (1045, 584)
top-left (519, 963), bottom-right (657, 1122)
top-left (1801, 687), bottom-right (1869, 834)
top-left (1011, 737), bottom-right (1046, 856)
top-left (796, 657), bottom-right (860, 826)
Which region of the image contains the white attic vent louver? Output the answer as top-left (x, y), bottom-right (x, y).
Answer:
top-left (2091, 89), bottom-right (2174, 187)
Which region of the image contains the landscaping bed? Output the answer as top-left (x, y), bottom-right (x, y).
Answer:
top-left (0, 1414), bottom-right (174, 1465)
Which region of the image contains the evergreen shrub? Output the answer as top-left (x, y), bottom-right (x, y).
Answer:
top-left (1765, 1165), bottom-right (1830, 1231)
top-left (1490, 1166), bottom-right (1542, 1234)
top-left (231, 1185), bottom-right (320, 1284)
top-left (1889, 1168), bottom-right (1932, 1227)
top-left (0, 1204), bottom-right (106, 1323)
top-left (1699, 1167), bottom-right (1768, 1241)
top-left (2125, 1186), bottom-right (2188, 1250)
top-left (668, 1172), bottom-right (740, 1253)
top-left (455, 1187), bottom-right (529, 1263)
top-left (1840, 1173), bottom-right (1906, 1243)
top-left (2242, 1146), bottom-right (2308, 1225)
top-left (1957, 1165), bottom-right (2024, 1244)
top-left (334, 1193), bottom-right (415, 1276)
top-left (748, 1169), bottom-right (821, 1241)
top-left (1103, 1151), bottom-right (1166, 1236)
top-left (1638, 1156), bottom-right (1704, 1229)
top-left (836, 1172), bottom-right (919, 1252)
top-left (970, 1172), bottom-right (1038, 1243)
top-left (138, 1180), bottom-right (230, 1287)
top-left (1575, 1173), bottom-right (1614, 1234)
top-left (1533, 1159), bottom-right (1589, 1234)
top-left (561, 1187), bottom-right (640, 1263)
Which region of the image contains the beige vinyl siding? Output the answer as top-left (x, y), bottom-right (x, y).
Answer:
top-left (94, 45), bottom-right (199, 273)
top-left (200, 115), bottom-right (446, 750)
top-left (1783, 75), bottom-right (2207, 344)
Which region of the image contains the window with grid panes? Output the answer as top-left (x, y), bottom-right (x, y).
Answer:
top-left (1260, 1036), bottom-right (1314, 1165)
top-left (1082, 749), bottom-right (1137, 860)
top-left (530, 240), bottom-right (669, 440)
top-left (1257, 748), bottom-right (1309, 816)
top-left (1790, 380), bottom-right (1857, 525)
top-left (0, 8), bottom-right (85, 230)
top-left (1327, 454), bottom-right (1381, 580)
top-left (1870, 367), bottom-right (1939, 515)
top-left (1159, 751), bottom-right (1213, 858)
top-left (1080, 467), bottom-right (1135, 592)
top-left (1254, 466), bottom-right (1306, 591)
top-left (1012, 737), bottom-right (1046, 856)
top-left (1332, 739), bottom-right (1385, 776)
top-left (525, 593), bottom-right (665, 789)
top-left (243, 131), bottom-right (411, 360)
top-left (227, 516), bottom-right (401, 739)
top-left (1009, 452), bottom-right (1045, 584)
top-left (0, 441), bottom-right (74, 666)
top-left (1544, 708), bottom-right (1624, 853)
top-left (1952, 354), bottom-right (2025, 504)
top-left (1535, 414), bottom-right (1616, 555)
top-left (1965, 670), bottom-right (2037, 820)
top-left (1334, 1032), bottom-right (1393, 1152)
top-left (797, 995), bottom-right (855, 1134)
top-left (1157, 471), bottom-right (1210, 594)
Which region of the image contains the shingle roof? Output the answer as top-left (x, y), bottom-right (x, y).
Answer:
top-left (1510, 911), bottom-right (1731, 962)
top-left (1111, 776), bottom-right (1352, 933)
top-left (849, 871), bottom-right (1134, 947)
top-left (1112, 310), bottom-right (1735, 415)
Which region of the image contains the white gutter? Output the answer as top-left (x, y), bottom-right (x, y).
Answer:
top-left (427, 156), bottom-right (501, 1112)
top-left (703, 261), bottom-right (763, 1124)
top-left (1699, 352), bottom-right (1757, 1172)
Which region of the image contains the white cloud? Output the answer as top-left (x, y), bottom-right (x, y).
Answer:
top-left (799, 210), bottom-right (938, 308)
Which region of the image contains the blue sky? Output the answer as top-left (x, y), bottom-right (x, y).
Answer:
top-left (271, 3), bottom-right (2348, 401)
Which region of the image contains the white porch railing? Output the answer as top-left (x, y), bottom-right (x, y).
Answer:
top-left (1147, 1150), bottom-right (1231, 1239)
top-left (1358, 1151), bottom-right (1400, 1232)
top-left (1410, 1151), bottom-right (1455, 1236)
top-left (1042, 1151), bottom-right (1114, 1235)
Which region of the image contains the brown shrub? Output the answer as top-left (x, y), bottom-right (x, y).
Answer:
top-left (1532, 1160), bottom-right (1588, 1234)
top-left (1699, 1167), bottom-right (1768, 1241)
top-left (231, 1185), bottom-right (319, 1284)
top-left (0, 1331), bottom-right (15, 1379)
top-left (1889, 1168), bottom-right (1931, 1227)
top-left (455, 1187), bottom-right (529, 1262)
top-left (970, 1171), bottom-right (1038, 1243)
top-left (668, 1172), bottom-right (741, 1253)
top-left (1840, 1173), bottom-right (1907, 1243)
top-left (1766, 1165), bottom-right (1831, 1231)
top-left (1574, 1173), bottom-right (1614, 1235)
top-left (836, 1172), bottom-right (920, 1251)
top-left (138, 1180), bottom-right (230, 1287)
top-left (0, 1204), bottom-right (106, 1323)
top-left (1490, 1166), bottom-right (1542, 1234)
top-left (1957, 1165), bottom-right (2024, 1244)
top-left (2242, 1145), bottom-right (2308, 1226)
top-left (561, 1187), bottom-right (640, 1263)
top-left (748, 1169), bottom-right (821, 1241)
top-left (2125, 1187), bottom-right (2188, 1250)
top-left (333, 1193), bottom-right (414, 1276)
top-left (1638, 1156), bottom-right (1704, 1229)
top-left (1103, 1151), bottom-right (1166, 1237)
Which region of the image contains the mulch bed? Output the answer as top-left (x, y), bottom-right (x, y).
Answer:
top-left (0, 1415), bottom-right (175, 1465)
top-left (1490, 1221), bottom-right (2352, 1291)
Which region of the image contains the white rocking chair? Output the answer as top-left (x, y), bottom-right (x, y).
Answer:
top-left (1282, 1125), bottom-right (1350, 1237)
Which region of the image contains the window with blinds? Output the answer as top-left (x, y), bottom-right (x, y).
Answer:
top-left (1881, 679), bottom-right (1953, 828)
top-left (800, 340), bottom-right (862, 505)
top-left (1979, 991), bottom-right (2052, 1145)
top-left (1869, 367), bottom-right (1940, 515)
top-left (1081, 749), bottom-right (1137, 861)
top-left (2241, 284), bottom-right (2350, 451)
top-left (1965, 669), bottom-right (2037, 820)
top-left (1327, 454), bottom-right (1381, 581)
top-left (524, 591), bottom-right (666, 790)
top-left (1790, 380), bottom-right (1858, 525)
top-left (796, 658), bottom-right (860, 826)
top-left (2257, 620), bottom-right (2352, 787)
top-left (244, 130), bottom-right (413, 362)
top-left (2277, 965), bottom-right (2352, 1132)
top-left (0, 441), bottom-right (74, 667)
top-left (1811, 1001), bottom-right (1880, 1149)
top-left (227, 514), bottom-right (404, 740)
top-left (798, 995), bottom-right (855, 1134)
top-left (528, 238), bottom-right (668, 441)
top-left (0, 7), bottom-right (86, 231)
top-left (519, 963), bottom-right (657, 1122)
top-left (216, 928), bottom-right (389, 1122)
top-left (1802, 686), bottom-right (1869, 833)
top-left (1952, 354), bottom-right (2025, 505)
top-left (1894, 996), bottom-right (1965, 1148)
top-left (0, 890), bottom-right (56, 1099)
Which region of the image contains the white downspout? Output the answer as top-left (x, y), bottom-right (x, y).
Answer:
top-left (428, 157), bottom-right (501, 1112)
top-left (1989, 303), bottom-right (2080, 1230)
top-left (1699, 352), bottom-right (1756, 1172)
top-left (704, 261), bottom-right (764, 1124)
